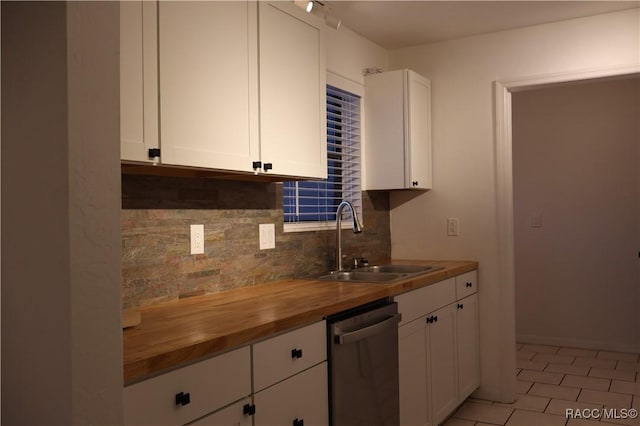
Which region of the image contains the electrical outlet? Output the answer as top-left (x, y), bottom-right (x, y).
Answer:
top-left (259, 224), bottom-right (275, 250)
top-left (447, 218), bottom-right (459, 236)
top-left (190, 224), bottom-right (204, 255)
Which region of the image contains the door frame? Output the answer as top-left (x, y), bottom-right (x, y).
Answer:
top-left (493, 64), bottom-right (640, 400)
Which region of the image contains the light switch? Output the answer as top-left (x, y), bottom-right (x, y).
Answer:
top-left (530, 213), bottom-right (542, 228)
top-left (259, 223), bottom-right (275, 250)
top-left (447, 218), bottom-right (459, 236)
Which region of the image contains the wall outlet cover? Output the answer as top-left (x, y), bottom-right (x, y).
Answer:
top-left (259, 223), bottom-right (276, 250)
top-left (190, 224), bottom-right (205, 255)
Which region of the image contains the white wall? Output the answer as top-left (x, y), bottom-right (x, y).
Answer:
top-left (388, 8), bottom-right (640, 401)
top-left (513, 77), bottom-right (640, 352)
top-left (326, 24), bottom-right (388, 87)
top-left (1, 3), bottom-right (122, 424)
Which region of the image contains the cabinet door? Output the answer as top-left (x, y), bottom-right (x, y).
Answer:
top-left (159, 1), bottom-right (259, 172)
top-left (253, 362), bottom-right (328, 426)
top-left (364, 70), bottom-right (405, 190)
top-left (364, 69), bottom-right (432, 190)
top-left (124, 347), bottom-right (251, 426)
top-left (120, 1), bottom-right (158, 162)
top-left (187, 398), bottom-right (252, 426)
top-left (457, 293), bottom-right (480, 400)
top-left (253, 321), bottom-right (326, 392)
top-left (455, 270), bottom-right (478, 300)
top-left (427, 303), bottom-right (459, 426)
top-left (406, 71), bottom-right (432, 189)
top-left (399, 318), bottom-right (430, 426)
top-left (258, 2), bottom-right (327, 179)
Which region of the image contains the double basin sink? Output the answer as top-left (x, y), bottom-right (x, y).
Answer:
top-left (314, 264), bottom-right (443, 284)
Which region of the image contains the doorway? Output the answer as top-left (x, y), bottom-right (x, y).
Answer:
top-left (511, 76), bottom-right (640, 352)
top-left (493, 67), bottom-right (640, 393)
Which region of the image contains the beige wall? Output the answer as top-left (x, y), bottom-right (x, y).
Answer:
top-left (1, 2), bottom-right (122, 424)
top-left (326, 24), bottom-right (388, 86)
top-left (388, 8), bottom-right (640, 401)
top-left (513, 77), bottom-right (640, 352)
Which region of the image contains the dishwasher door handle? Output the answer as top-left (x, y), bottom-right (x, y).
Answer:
top-left (334, 313), bottom-right (401, 345)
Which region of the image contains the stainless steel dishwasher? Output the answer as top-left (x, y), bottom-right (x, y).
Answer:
top-left (327, 299), bottom-right (401, 426)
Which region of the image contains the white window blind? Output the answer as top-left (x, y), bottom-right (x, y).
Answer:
top-left (283, 85), bottom-right (362, 229)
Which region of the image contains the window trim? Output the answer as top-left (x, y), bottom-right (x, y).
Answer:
top-left (283, 73), bottom-right (363, 233)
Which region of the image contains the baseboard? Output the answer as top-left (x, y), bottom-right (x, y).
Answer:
top-left (517, 334), bottom-right (640, 354)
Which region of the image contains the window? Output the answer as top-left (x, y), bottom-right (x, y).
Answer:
top-left (283, 85), bottom-right (361, 231)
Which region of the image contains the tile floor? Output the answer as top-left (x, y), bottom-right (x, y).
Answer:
top-left (443, 343), bottom-right (640, 426)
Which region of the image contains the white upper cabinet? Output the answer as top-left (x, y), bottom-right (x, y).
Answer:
top-left (364, 69), bottom-right (432, 190)
top-left (158, 1), bottom-right (259, 173)
top-left (258, 2), bottom-right (327, 179)
top-left (120, 1), bottom-right (158, 163)
top-left (121, 1), bottom-right (326, 179)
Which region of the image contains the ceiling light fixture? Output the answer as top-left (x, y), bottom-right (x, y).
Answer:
top-left (294, 0), bottom-right (341, 30)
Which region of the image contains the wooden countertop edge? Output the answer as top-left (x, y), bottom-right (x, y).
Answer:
top-left (123, 260), bottom-right (478, 384)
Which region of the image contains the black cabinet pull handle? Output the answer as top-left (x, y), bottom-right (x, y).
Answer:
top-left (466, 282), bottom-right (473, 288)
top-left (291, 348), bottom-right (303, 359)
top-left (263, 163), bottom-right (273, 171)
top-left (434, 316), bottom-right (438, 322)
top-left (457, 303), bottom-right (464, 309)
top-left (412, 180), bottom-right (419, 186)
top-left (252, 161), bottom-right (262, 170)
top-left (148, 148), bottom-right (161, 158)
top-left (243, 404), bottom-right (256, 416)
top-left (293, 418), bottom-right (304, 426)
top-left (175, 392), bottom-right (190, 406)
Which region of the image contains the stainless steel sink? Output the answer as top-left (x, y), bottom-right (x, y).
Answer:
top-left (315, 270), bottom-right (408, 283)
top-left (358, 264), bottom-right (442, 274)
top-left (313, 264), bottom-right (443, 283)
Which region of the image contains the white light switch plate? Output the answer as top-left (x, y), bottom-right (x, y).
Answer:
top-left (190, 224), bottom-right (205, 254)
top-left (530, 213), bottom-right (543, 228)
top-left (447, 217), bottom-right (459, 236)
top-left (259, 223), bottom-right (275, 250)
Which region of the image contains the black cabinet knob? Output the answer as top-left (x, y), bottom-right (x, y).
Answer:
top-left (457, 303), bottom-right (464, 309)
top-left (263, 163), bottom-right (273, 171)
top-left (175, 392), bottom-right (190, 406)
top-left (293, 418), bottom-right (305, 426)
top-left (466, 282), bottom-right (473, 288)
top-left (243, 404), bottom-right (256, 416)
top-left (291, 348), bottom-right (303, 359)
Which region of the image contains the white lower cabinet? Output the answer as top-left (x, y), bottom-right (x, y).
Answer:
top-left (396, 270), bottom-right (480, 426)
top-left (399, 316), bottom-right (429, 426)
top-left (123, 347), bottom-right (251, 426)
top-left (252, 321), bottom-right (328, 426)
top-left (124, 321), bottom-right (327, 426)
top-left (253, 362), bottom-right (328, 426)
top-left (457, 293), bottom-right (480, 400)
top-left (429, 303), bottom-right (459, 424)
top-left (186, 398), bottom-right (252, 426)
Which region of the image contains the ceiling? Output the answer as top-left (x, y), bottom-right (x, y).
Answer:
top-left (322, 1), bottom-right (640, 49)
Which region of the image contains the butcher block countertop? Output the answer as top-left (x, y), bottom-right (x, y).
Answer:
top-left (123, 260), bottom-right (477, 384)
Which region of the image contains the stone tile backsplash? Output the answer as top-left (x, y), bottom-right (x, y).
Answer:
top-left (122, 174), bottom-right (391, 309)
